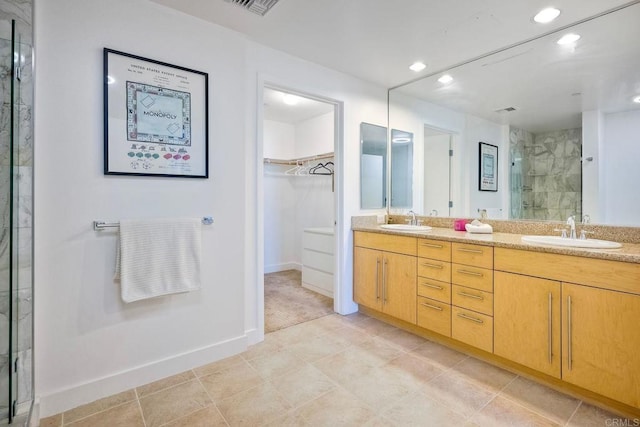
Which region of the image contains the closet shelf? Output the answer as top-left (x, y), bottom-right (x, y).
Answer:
top-left (263, 152), bottom-right (334, 165)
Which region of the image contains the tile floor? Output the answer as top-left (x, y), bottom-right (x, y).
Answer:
top-left (40, 312), bottom-right (634, 426)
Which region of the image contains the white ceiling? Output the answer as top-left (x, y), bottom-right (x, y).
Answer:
top-left (150, 0), bottom-right (634, 88)
top-left (263, 87), bottom-right (334, 124)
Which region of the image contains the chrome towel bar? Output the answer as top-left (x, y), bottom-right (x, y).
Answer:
top-left (93, 217), bottom-right (214, 231)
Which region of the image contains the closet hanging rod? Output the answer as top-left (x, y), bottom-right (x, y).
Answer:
top-left (93, 217), bottom-right (214, 231)
top-left (263, 152), bottom-right (334, 165)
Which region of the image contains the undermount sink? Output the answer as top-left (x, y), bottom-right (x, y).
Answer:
top-left (522, 235), bottom-right (622, 249)
top-left (380, 224), bottom-right (433, 232)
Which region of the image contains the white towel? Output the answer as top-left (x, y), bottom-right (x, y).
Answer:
top-left (115, 217), bottom-right (202, 303)
top-left (465, 219), bottom-right (493, 234)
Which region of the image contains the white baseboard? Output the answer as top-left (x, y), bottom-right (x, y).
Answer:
top-left (302, 281), bottom-right (334, 299)
top-left (264, 262), bottom-right (301, 274)
top-left (38, 335), bottom-right (247, 418)
top-left (244, 327), bottom-right (263, 346)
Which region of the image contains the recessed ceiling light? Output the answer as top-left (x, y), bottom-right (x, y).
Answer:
top-left (409, 62), bottom-right (426, 72)
top-left (633, 96), bottom-right (640, 104)
top-left (557, 33), bottom-right (581, 45)
top-left (282, 94), bottom-right (300, 105)
top-left (533, 8), bottom-right (560, 23)
top-left (438, 74), bottom-right (453, 84)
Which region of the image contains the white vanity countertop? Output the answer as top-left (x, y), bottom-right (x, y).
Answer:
top-left (352, 223), bottom-right (640, 264)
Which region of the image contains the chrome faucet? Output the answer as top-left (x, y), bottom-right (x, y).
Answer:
top-left (567, 215), bottom-right (576, 239)
top-left (407, 210), bottom-right (417, 226)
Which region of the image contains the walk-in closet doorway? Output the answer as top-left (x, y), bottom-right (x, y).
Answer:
top-left (258, 84), bottom-right (342, 335)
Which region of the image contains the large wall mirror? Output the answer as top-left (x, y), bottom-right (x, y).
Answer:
top-left (388, 2), bottom-right (640, 226)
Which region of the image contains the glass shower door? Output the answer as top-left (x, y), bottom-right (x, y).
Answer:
top-left (0, 17), bottom-right (33, 425)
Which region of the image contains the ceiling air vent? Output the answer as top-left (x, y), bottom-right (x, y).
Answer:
top-left (224, 0), bottom-right (280, 16)
top-left (495, 107), bottom-right (517, 113)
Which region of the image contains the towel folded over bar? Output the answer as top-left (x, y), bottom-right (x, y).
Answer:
top-left (115, 217), bottom-right (202, 303)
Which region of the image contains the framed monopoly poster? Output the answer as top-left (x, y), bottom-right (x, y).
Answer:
top-left (103, 48), bottom-right (209, 178)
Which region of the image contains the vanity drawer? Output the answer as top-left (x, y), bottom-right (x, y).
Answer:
top-left (452, 264), bottom-right (493, 292)
top-left (417, 296), bottom-right (451, 337)
top-left (354, 231), bottom-right (416, 256)
top-left (452, 306), bottom-right (493, 353)
top-left (452, 243), bottom-right (493, 269)
top-left (417, 239), bottom-right (451, 262)
top-left (417, 277), bottom-right (451, 303)
top-left (452, 285), bottom-right (493, 316)
top-left (418, 258), bottom-right (451, 283)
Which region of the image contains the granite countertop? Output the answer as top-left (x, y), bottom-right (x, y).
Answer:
top-left (352, 223), bottom-right (640, 264)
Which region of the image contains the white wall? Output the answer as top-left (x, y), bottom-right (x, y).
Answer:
top-left (35, 0), bottom-right (388, 416)
top-left (34, 0), bottom-right (251, 416)
top-left (295, 112), bottom-right (334, 158)
top-left (603, 110), bottom-right (640, 225)
top-left (263, 120), bottom-right (295, 159)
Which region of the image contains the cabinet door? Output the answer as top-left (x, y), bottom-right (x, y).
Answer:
top-left (562, 283), bottom-right (640, 408)
top-left (494, 272), bottom-right (561, 378)
top-left (382, 251), bottom-right (417, 323)
top-left (354, 247), bottom-right (382, 311)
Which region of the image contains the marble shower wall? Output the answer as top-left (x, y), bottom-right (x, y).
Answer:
top-left (510, 127), bottom-right (582, 221)
top-left (0, 0), bottom-right (33, 419)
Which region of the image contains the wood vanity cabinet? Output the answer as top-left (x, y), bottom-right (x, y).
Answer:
top-left (353, 232), bottom-right (417, 323)
top-left (562, 283), bottom-right (640, 408)
top-left (495, 247), bottom-right (640, 410)
top-left (494, 271), bottom-right (561, 378)
top-left (416, 239), bottom-right (452, 337)
top-left (451, 243), bottom-right (494, 353)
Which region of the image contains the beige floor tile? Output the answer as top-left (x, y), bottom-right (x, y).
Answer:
top-left (261, 410), bottom-right (311, 426)
top-left (268, 320), bottom-right (327, 345)
top-left (385, 352), bottom-right (445, 385)
top-left (296, 388), bottom-right (377, 426)
top-left (247, 349), bottom-right (309, 380)
top-left (136, 370), bottom-right (195, 398)
top-left (162, 406), bottom-right (228, 427)
top-left (268, 364), bottom-right (337, 408)
top-left (353, 338), bottom-right (405, 367)
top-left (327, 324), bottom-right (371, 348)
top-left (500, 376), bottom-right (580, 424)
top-left (349, 316), bottom-right (398, 336)
top-left (39, 413), bottom-right (62, 427)
top-left (381, 391), bottom-right (467, 426)
top-left (305, 314), bottom-right (347, 333)
top-left (65, 401), bottom-right (144, 427)
top-left (216, 382), bottom-right (291, 426)
top-left (139, 379), bottom-right (212, 427)
top-left (410, 340), bottom-right (469, 369)
top-left (363, 415), bottom-right (399, 426)
top-left (421, 371), bottom-right (497, 418)
top-left (567, 402), bottom-right (637, 427)
top-left (473, 395), bottom-right (558, 427)
top-left (342, 311), bottom-right (371, 324)
top-left (339, 363), bottom-right (418, 411)
top-left (452, 356), bottom-right (517, 392)
top-left (376, 328), bottom-right (427, 351)
top-left (313, 349), bottom-right (377, 385)
top-left (288, 333), bottom-right (348, 362)
top-left (241, 335), bottom-right (283, 361)
top-left (198, 360), bottom-right (264, 402)
top-left (63, 389), bottom-right (137, 424)
top-left (193, 354), bottom-right (245, 377)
